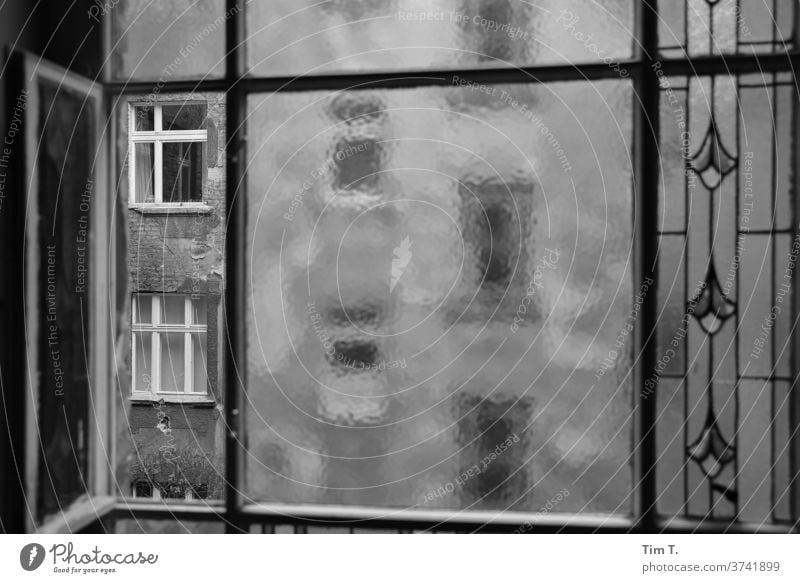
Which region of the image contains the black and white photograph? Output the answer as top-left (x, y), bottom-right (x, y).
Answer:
top-left (0, 1), bottom-right (797, 580)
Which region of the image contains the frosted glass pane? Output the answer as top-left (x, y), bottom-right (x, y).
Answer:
top-left (245, 80), bottom-right (633, 513)
top-left (111, 0), bottom-right (225, 81)
top-left (247, 0), bottom-right (633, 76)
top-left (161, 333), bottom-right (186, 392)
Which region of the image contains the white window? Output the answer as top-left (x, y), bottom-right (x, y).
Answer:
top-left (129, 102), bottom-right (207, 206)
top-left (132, 294), bottom-right (209, 399)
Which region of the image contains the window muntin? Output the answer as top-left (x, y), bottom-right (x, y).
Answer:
top-left (129, 103), bottom-right (208, 205)
top-left (132, 294), bottom-right (209, 396)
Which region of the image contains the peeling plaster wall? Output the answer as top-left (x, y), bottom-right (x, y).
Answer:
top-left (118, 92), bottom-right (227, 495)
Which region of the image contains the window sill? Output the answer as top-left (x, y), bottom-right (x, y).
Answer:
top-left (130, 392), bottom-right (216, 405)
top-left (129, 204), bottom-right (213, 215)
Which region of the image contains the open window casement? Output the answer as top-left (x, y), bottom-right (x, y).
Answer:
top-left (11, 51), bottom-right (117, 533)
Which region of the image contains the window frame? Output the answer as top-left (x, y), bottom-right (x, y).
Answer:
top-left (127, 101), bottom-right (209, 209)
top-left (131, 293), bottom-right (210, 402)
top-left (98, 0), bottom-right (800, 534)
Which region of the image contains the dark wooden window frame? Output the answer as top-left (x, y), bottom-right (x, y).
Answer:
top-left (99, 0), bottom-right (800, 534)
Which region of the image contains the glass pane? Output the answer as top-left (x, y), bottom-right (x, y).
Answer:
top-left (163, 104), bottom-right (208, 131)
top-left (134, 105), bottom-right (154, 131)
top-left (192, 334), bottom-right (208, 393)
top-left (191, 297), bottom-right (207, 325)
top-left (247, 0), bottom-right (634, 76)
top-left (115, 519), bottom-right (225, 534)
top-left (160, 295), bottom-right (186, 325)
top-left (110, 0), bottom-right (226, 81)
top-left (660, 0), bottom-right (795, 56)
top-left (134, 143), bottom-right (155, 203)
top-left (119, 94), bottom-right (226, 507)
top-left (163, 142), bottom-right (204, 202)
top-left (160, 332), bottom-right (186, 392)
top-left (246, 80), bottom-right (634, 513)
top-left (133, 294), bottom-right (152, 324)
top-left (133, 332), bottom-right (153, 391)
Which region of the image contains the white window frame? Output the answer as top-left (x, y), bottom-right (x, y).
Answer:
top-left (131, 480), bottom-right (207, 502)
top-left (128, 102), bottom-right (208, 208)
top-left (131, 294), bottom-right (210, 401)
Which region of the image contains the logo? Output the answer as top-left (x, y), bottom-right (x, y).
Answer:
top-left (20, 543), bottom-right (46, 571)
top-left (390, 236), bottom-right (413, 293)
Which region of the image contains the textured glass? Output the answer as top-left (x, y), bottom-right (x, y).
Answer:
top-left (161, 332), bottom-right (186, 392)
top-left (34, 81), bottom-right (96, 521)
top-left (247, 0), bottom-right (634, 76)
top-left (660, 0), bottom-right (795, 56)
top-left (245, 80), bottom-right (633, 513)
top-left (134, 105), bottom-right (154, 131)
top-left (111, 0), bottom-right (226, 80)
top-left (133, 332), bottom-right (153, 391)
top-left (161, 295), bottom-right (185, 325)
top-left (656, 73), bottom-right (797, 522)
